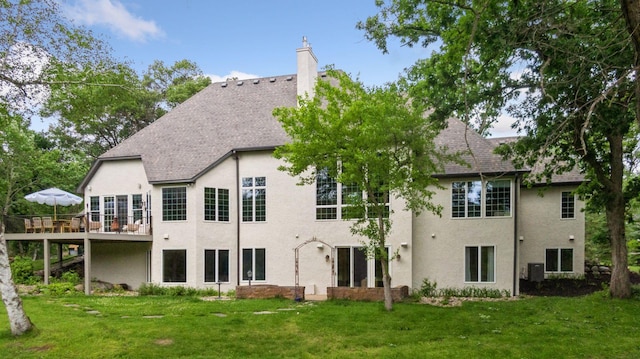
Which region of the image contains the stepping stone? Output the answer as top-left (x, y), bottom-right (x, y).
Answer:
top-left (253, 311), bottom-right (275, 315)
top-left (86, 310), bottom-right (100, 315)
top-left (213, 313), bottom-right (227, 317)
top-left (143, 315), bottom-right (164, 319)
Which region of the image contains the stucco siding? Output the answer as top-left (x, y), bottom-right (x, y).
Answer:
top-left (518, 186), bottom-right (585, 278)
top-left (413, 177), bottom-right (517, 294)
top-left (84, 159), bottom-right (151, 200)
top-left (92, 242), bottom-right (150, 289)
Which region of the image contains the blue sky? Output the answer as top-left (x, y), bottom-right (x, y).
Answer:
top-left (55, 0), bottom-right (515, 137)
top-left (62, 0), bottom-right (426, 86)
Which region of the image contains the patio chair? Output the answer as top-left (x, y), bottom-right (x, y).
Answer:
top-left (24, 218), bottom-right (34, 233)
top-left (69, 217), bottom-right (81, 232)
top-left (42, 217), bottom-right (54, 233)
top-left (32, 217), bottom-right (43, 233)
top-left (125, 220), bottom-right (140, 234)
top-left (89, 221), bottom-right (101, 232)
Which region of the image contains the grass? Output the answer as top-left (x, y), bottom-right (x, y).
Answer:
top-left (0, 293), bottom-right (639, 358)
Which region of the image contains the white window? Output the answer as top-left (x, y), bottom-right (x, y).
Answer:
top-left (204, 249), bottom-right (230, 282)
top-left (545, 248), bottom-right (573, 272)
top-left (162, 187), bottom-right (187, 221)
top-left (336, 247), bottom-right (389, 287)
top-left (204, 188), bottom-right (230, 222)
top-left (163, 249), bottom-right (186, 283)
top-left (452, 180), bottom-right (511, 218)
top-left (465, 246), bottom-right (495, 282)
top-left (242, 177), bottom-right (266, 222)
top-left (561, 192), bottom-right (575, 219)
top-left (316, 168), bottom-right (388, 220)
top-left (242, 248), bottom-right (265, 281)
top-left (452, 181), bottom-right (482, 218)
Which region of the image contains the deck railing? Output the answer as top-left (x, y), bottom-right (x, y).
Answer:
top-left (3, 214), bottom-right (152, 235)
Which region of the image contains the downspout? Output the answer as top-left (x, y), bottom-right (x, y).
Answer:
top-left (512, 173), bottom-right (519, 297)
top-left (234, 151), bottom-right (241, 286)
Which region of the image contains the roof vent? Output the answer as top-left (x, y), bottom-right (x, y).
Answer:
top-left (269, 78), bottom-right (276, 83)
top-left (221, 82), bottom-right (228, 88)
top-left (286, 76), bottom-right (293, 81)
top-left (237, 81), bottom-right (244, 86)
top-left (253, 79), bottom-right (260, 84)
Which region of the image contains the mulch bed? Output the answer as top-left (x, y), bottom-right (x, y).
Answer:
top-left (520, 271), bottom-right (640, 297)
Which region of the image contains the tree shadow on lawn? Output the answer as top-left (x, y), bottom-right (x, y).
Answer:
top-left (520, 271), bottom-right (640, 296)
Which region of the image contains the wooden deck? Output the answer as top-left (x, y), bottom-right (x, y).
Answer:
top-left (4, 231), bottom-right (153, 243)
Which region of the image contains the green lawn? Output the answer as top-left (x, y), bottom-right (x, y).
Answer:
top-left (1, 293), bottom-right (639, 358)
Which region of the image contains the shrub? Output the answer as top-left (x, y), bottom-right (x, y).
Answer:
top-left (60, 270), bottom-right (81, 285)
top-left (417, 278), bottom-right (438, 297)
top-left (416, 277), bottom-right (510, 298)
top-left (10, 256), bottom-right (35, 284)
top-left (138, 283), bottom-right (168, 296)
top-left (38, 282), bottom-right (78, 296)
top-left (138, 283), bottom-right (223, 297)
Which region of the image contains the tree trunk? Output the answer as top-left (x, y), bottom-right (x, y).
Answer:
top-left (0, 228), bottom-right (33, 336)
top-left (380, 258), bottom-right (393, 311)
top-left (377, 213), bottom-right (393, 311)
top-left (607, 199), bottom-right (631, 298)
top-left (605, 133), bottom-right (631, 298)
top-left (31, 243), bottom-right (39, 261)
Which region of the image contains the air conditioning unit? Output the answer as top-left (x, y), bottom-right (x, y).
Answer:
top-left (528, 263), bottom-right (544, 282)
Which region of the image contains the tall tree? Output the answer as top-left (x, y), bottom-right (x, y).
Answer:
top-left (359, 0), bottom-right (639, 298)
top-left (0, 0), bottom-right (111, 335)
top-left (274, 70), bottom-right (451, 310)
top-left (142, 59), bottom-right (212, 108)
top-left (44, 59), bottom-right (211, 160)
top-left (0, 107), bottom-right (35, 335)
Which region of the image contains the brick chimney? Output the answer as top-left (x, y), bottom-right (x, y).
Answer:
top-left (296, 36), bottom-right (318, 100)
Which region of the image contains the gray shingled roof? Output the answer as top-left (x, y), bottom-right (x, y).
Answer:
top-left (436, 118), bottom-right (523, 177)
top-left (487, 137), bottom-right (585, 184)
top-left (98, 75), bottom-right (297, 183)
top-left (84, 75), bottom-right (533, 188)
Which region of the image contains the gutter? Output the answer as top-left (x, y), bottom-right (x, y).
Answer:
top-left (513, 173), bottom-right (519, 297)
top-left (234, 151), bottom-right (241, 286)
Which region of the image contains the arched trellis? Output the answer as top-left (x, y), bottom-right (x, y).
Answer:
top-left (294, 236), bottom-right (335, 300)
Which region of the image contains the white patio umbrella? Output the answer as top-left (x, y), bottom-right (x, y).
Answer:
top-left (24, 187), bottom-right (83, 220)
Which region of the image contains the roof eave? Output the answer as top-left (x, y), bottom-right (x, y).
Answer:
top-left (432, 169), bottom-right (530, 179)
top-left (153, 145), bottom-right (282, 185)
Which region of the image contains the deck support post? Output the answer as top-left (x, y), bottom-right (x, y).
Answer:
top-left (84, 236), bottom-right (91, 295)
top-left (43, 238), bottom-right (50, 285)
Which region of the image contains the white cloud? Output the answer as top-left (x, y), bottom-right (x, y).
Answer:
top-left (487, 114), bottom-right (519, 138)
top-left (206, 71), bottom-right (260, 83)
top-left (0, 42), bottom-right (51, 114)
top-left (64, 0), bottom-right (163, 42)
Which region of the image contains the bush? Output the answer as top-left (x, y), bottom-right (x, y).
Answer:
top-left (138, 283), bottom-right (226, 297)
top-left (416, 277), bottom-right (510, 298)
top-left (60, 271), bottom-right (81, 285)
top-left (10, 256), bottom-right (36, 284)
top-left (417, 278), bottom-right (438, 297)
top-left (38, 282), bottom-right (78, 295)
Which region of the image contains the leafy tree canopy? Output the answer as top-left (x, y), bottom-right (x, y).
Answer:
top-left (274, 69), bottom-right (454, 309)
top-left (358, 0), bottom-right (638, 297)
